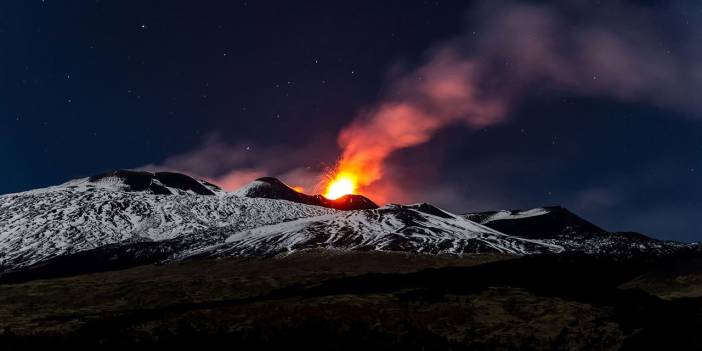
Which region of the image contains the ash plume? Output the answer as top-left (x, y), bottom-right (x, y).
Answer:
top-left (337, 0), bottom-right (700, 200)
top-left (142, 1), bottom-right (700, 204)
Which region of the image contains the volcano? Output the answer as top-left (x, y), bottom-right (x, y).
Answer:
top-left (0, 170), bottom-right (699, 349)
top-left (0, 169), bottom-right (689, 277)
top-left (234, 176), bottom-right (378, 210)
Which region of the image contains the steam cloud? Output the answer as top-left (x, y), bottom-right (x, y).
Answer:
top-left (338, 0), bottom-right (700, 200)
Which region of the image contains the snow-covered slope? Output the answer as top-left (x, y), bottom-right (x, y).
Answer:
top-left (0, 171), bottom-right (689, 276)
top-left (0, 172), bottom-right (563, 272)
top-left (188, 203), bottom-right (562, 258)
top-left (0, 173), bottom-right (336, 270)
top-left (1, 172), bottom-right (553, 271)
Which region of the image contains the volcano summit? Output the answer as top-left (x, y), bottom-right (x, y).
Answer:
top-left (234, 176), bottom-right (378, 211)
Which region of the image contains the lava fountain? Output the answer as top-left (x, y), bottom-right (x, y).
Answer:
top-left (323, 171), bottom-right (358, 200)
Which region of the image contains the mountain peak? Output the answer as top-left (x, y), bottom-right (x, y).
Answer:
top-left (406, 203), bottom-right (455, 218)
top-left (234, 177), bottom-right (303, 201)
top-left (87, 169), bottom-right (221, 196)
top-left (462, 206), bottom-right (605, 239)
top-left (235, 177), bottom-right (378, 211)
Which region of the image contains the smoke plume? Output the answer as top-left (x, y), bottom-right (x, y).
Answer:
top-left (142, 1), bottom-right (700, 206)
top-left (335, 0), bottom-right (700, 199)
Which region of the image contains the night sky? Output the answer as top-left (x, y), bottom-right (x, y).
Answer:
top-left (2, 1), bottom-right (700, 241)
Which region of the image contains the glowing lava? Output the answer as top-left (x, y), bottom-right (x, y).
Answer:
top-left (323, 172), bottom-right (358, 200)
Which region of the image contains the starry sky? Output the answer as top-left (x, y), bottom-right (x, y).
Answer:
top-left (2, 0), bottom-right (700, 241)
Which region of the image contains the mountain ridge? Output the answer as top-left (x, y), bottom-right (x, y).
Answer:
top-left (0, 170), bottom-right (693, 280)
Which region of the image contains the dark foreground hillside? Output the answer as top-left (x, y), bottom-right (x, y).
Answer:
top-left (1, 250), bottom-right (702, 350)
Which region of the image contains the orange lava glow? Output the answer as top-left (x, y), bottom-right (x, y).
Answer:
top-left (292, 186), bottom-right (305, 193)
top-left (323, 172), bottom-right (358, 200)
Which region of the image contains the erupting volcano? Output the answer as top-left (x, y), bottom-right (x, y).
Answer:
top-left (323, 172), bottom-right (358, 200)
